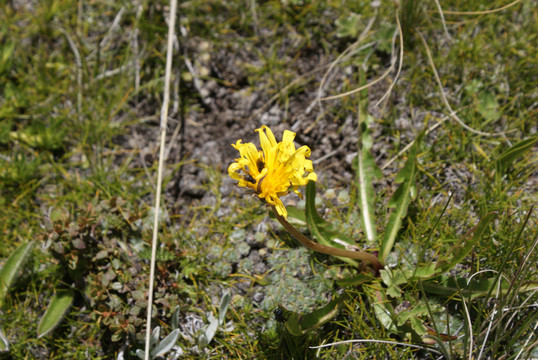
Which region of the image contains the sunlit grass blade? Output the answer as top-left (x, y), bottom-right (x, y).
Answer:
top-left (379, 132), bottom-right (423, 262)
top-left (495, 136), bottom-right (538, 183)
top-left (37, 289), bottom-right (75, 338)
top-left (356, 98), bottom-right (382, 245)
top-left (436, 212), bottom-right (496, 274)
top-left (476, 206), bottom-right (537, 357)
top-left (0, 328), bottom-right (8, 352)
top-left (422, 275), bottom-right (538, 299)
top-left (0, 241), bottom-right (34, 307)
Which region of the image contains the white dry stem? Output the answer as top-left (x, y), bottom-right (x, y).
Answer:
top-left (432, 0), bottom-right (451, 39)
top-left (461, 289), bottom-right (474, 360)
top-left (319, 13), bottom-right (400, 103)
top-left (319, 44), bottom-right (395, 101)
top-left (503, 233), bottom-right (538, 332)
top-left (417, 31), bottom-right (508, 137)
top-left (442, 0), bottom-right (524, 16)
top-left (87, 7), bottom-right (125, 59)
top-left (381, 114), bottom-right (450, 170)
top-left (315, 13), bottom-right (376, 109)
top-left (145, 0), bottom-right (178, 359)
top-left (246, 64), bottom-right (331, 124)
top-left (465, 269), bottom-right (510, 360)
top-left (515, 316), bottom-right (538, 360)
top-left (134, 4), bottom-right (144, 94)
top-left (374, 11), bottom-right (404, 107)
top-left (94, 62), bottom-right (135, 80)
top-left (310, 339), bottom-right (442, 355)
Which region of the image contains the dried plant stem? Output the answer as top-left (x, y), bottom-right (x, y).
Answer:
top-left (417, 31), bottom-right (507, 137)
top-left (311, 339), bottom-right (442, 355)
top-left (374, 11), bottom-right (404, 107)
top-left (271, 206), bottom-right (383, 272)
top-left (145, 0), bottom-right (178, 359)
top-left (442, 0), bottom-right (523, 15)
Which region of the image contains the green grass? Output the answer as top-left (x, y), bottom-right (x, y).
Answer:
top-left (1, 0), bottom-right (537, 359)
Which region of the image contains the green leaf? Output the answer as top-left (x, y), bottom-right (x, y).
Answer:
top-left (422, 275), bottom-right (538, 299)
top-left (151, 329), bottom-right (180, 358)
top-left (381, 265), bottom-right (441, 299)
top-left (135, 349), bottom-right (145, 359)
top-left (356, 101), bottom-right (382, 245)
top-left (380, 133), bottom-right (423, 262)
top-left (305, 182), bottom-right (358, 267)
top-left (276, 294), bottom-right (345, 336)
top-left (219, 292), bottom-right (231, 325)
top-left (203, 313), bottom-right (219, 345)
top-left (150, 326), bottom-right (160, 347)
top-left (495, 136), bottom-right (538, 181)
top-left (0, 241), bottom-right (34, 306)
top-left (298, 295), bottom-right (345, 333)
top-left (381, 268), bottom-right (412, 298)
top-left (335, 13), bottom-right (362, 38)
top-left (336, 272), bottom-right (375, 287)
top-left (409, 316), bottom-right (428, 336)
top-left (436, 212), bottom-right (496, 273)
top-left (171, 305), bottom-right (180, 330)
top-left (412, 263), bottom-right (438, 279)
top-left (37, 289), bottom-right (75, 338)
top-left (283, 206), bottom-right (307, 227)
top-left (477, 91), bottom-right (501, 121)
top-left (368, 287), bottom-right (397, 332)
top-left (0, 328), bottom-right (9, 352)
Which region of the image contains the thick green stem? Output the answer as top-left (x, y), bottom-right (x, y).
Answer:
top-left (271, 206), bottom-right (383, 272)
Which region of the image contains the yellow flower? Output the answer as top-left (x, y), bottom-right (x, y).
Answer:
top-left (228, 126), bottom-right (317, 218)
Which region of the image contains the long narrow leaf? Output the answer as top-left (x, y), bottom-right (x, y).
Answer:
top-left (356, 104), bottom-right (382, 244)
top-left (305, 182), bottom-right (358, 267)
top-left (37, 289), bottom-right (75, 338)
top-left (0, 328), bottom-right (8, 352)
top-left (276, 294), bottom-right (345, 336)
top-left (495, 136), bottom-right (537, 180)
top-left (422, 275), bottom-right (538, 299)
top-left (151, 329), bottom-right (180, 358)
top-left (0, 241), bottom-right (34, 306)
top-left (380, 133), bottom-right (423, 262)
top-left (219, 292), bottom-right (231, 325)
top-left (436, 212), bottom-right (496, 273)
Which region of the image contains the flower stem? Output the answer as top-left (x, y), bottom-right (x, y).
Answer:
top-left (271, 206), bottom-right (383, 272)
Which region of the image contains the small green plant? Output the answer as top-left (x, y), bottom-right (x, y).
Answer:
top-left (0, 241), bottom-right (34, 307)
top-left (228, 114), bottom-right (537, 356)
top-left (196, 292), bottom-right (232, 353)
top-left (0, 197), bottom-right (185, 355)
top-left (132, 306), bottom-right (182, 360)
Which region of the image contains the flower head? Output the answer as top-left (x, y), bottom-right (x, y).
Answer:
top-left (228, 126), bottom-right (317, 218)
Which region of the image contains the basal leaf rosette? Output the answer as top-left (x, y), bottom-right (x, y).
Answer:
top-left (228, 126), bottom-right (317, 218)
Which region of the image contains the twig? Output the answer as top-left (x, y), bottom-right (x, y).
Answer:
top-left (145, 0), bottom-right (178, 359)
